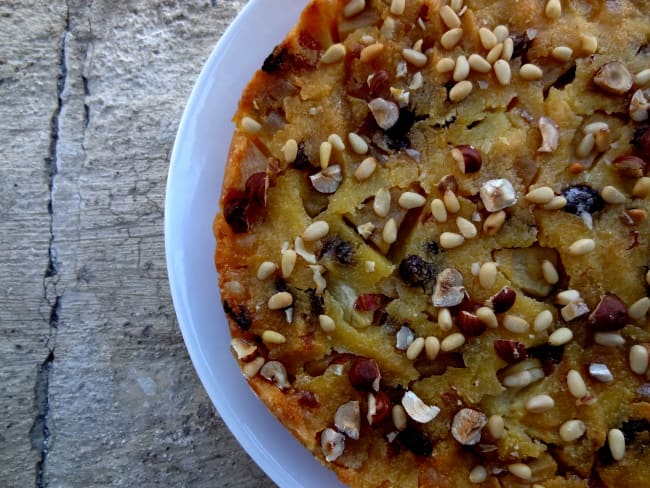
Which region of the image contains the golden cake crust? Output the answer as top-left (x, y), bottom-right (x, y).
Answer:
top-left (214, 0), bottom-right (650, 486)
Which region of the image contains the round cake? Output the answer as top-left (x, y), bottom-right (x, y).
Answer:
top-left (213, 0), bottom-right (650, 486)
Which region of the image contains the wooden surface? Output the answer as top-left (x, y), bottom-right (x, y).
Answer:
top-left (0, 1), bottom-right (276, 486)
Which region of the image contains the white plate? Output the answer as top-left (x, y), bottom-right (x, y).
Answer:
top-left (164, 1), bottom-right (345, 487)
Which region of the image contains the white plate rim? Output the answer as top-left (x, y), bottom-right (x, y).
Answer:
top-left (164, 1), bottom-right (344, 487)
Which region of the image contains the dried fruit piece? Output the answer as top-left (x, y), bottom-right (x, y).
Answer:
top-left (589, 294), bottom-right (629, 331)
top-left (354, 293), bottom-right (385, 312)
top-left (399, 255), bottom-right (436, 291)
top-left (613, 155), bottom-right (647, 178)
top-left (398, 427), bottom-right (433, 456)
top-left (561, 185), bottom-right (605, 215)
top-left (348, 357), bottom-right (381, 391)
top-left (494, 340), bottom-right (528, 363)
top-left (452, 145), bottom-right (483, 173)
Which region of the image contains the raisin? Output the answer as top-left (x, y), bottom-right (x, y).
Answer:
top-left (321, 236), bottom-right (355, 264)
top-left (293, 141), bottom-right (311, 169)
top-left (399, 255), bottom-right (436, 291)
top-left (511, 32), bottom-right (534, 60)
top-left (620, 419), bottom-right (650, 444)
top-left (561, 185), bottom-right (605, 215)
top-left (632, 126), bottom-right (650, 156)
top-left (245, 172), bottom-right (267, 208)
top-left (275, 278), bottom-right (289, 292)
top-left (223, 191), bottom-right (249, 233)
top-left (528, 344), bottom-right (564, 375)
top-left (223, 301), bottom-right (252, 330)
top-left (307, 288), bottom-right (324, 315)
top-left (385, 109), bottom-right (416, 150)
top-left (424, 241), bottom-right (441, 256)
top-left (398, 427), bottom-right (433, 457)
top-left (261, 45), bottom-right (287, 73)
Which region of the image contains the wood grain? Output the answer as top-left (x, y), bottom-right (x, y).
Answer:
top-left (1, 1), bottom-right (276, 486)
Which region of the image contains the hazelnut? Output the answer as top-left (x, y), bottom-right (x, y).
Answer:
top-left (613, 155), bottom-right (647, 178)
top-left (432, 268), bottom-right (466, 307)
top-left (538, 116), bottom-right (559, 153)
top-left (452, 145), bottom-right (483, 173)
top-left (368, 97), bottom-right (400, 130)
top-left (309, 164), bottom-right (343, 194)
top-left (437, 174), bottom-right (459, 193)
top-left (487, 286), bottom-right (517, 313)
top-left (629, 88), bottom-right (650, 122)
top-left (260, 361), bottom-right (291, 390)
top-left (457, 311), bottom-right (487, 337)
top-left (367, 70), bottom-right (390, 96)
top-left (334, 400), bottom-right (361, 439)
top-left (321, 428), bottom-right (345, 462)
top-left (367, 391), bottom-right (391, 425)
top-left (480, 178), bottom-right (518, 212)
top-left (348, 357), bottom-right (381, 391)
top-left (493, 339), bottom-right (528, 364)
top-left (401, 391), bottom-right (441, 424)
top-left (451, 408), bottom-right (488, 446)
top-left (593, 61), bottom-right (633, 95)
top-left (230, 337), bottom-right (257, 361)
top-left (588, 293), bottom-right (628, 331)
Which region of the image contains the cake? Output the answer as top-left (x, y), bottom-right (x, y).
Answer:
top-left (213, 0), bottom-right (650, 485)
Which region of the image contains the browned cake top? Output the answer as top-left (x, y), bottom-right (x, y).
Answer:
top-left (214, 0), bottom-right (650, 486)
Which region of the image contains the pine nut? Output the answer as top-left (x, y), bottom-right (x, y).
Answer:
top-left (348, 132), bottom-right (369, 154)
top-left (576, 133), bottom-right (595, 158)
top-left (262, 330), bottom-right (287, 344)
top-left (268, 291), bottom-right (293, 310)
top-left (503, 315), bottom-right (530, 333)
top-left (526, 394), bottom-right (555, 413)
top-left (354, 157), bottom-right (377, 180)
top-left (478, 27), bottom-right (498, 50)
top-left (374, 188), bottom-right (391, 217)
top-left (257, 261), bottom-right (278, 280)
top-left (440, 5), bottom-right (461, 28)
top-left (630, 344), bottom-right (650, 374)
top-left (382, 217), bottom-right (397, 244)
top-left (567, 369), bottom-right (588, 399)
top-left (399, 191), bottom-right (426, 209)
top-left (443, 190), bottom-right (461, 213)
top-left (302, 221), bottom-right (330, 241)
top-left (440, 232), bottom-right (465, 249)
top-left (633, 177), bottom-right (650, 198)
top-left (488, 414), bottom-right (505, 439)
top-left (406, 337), bottom-right (425, 360)
top-left (559, 420), bottom-right (586, 442)
top-left (343, 0), bottom-right (365, 18)
top-left (409, 72), bottom-right (423, 90)
top-left (483, 210), bottom-right (506, 235)
top-left (493, 25), bottom-right (509, 42)
top-left (594, 332), bottom-right (625, 347)
top-left (601, 185), bottom-right (626, 204)
top-left (441, 332), bottom-right (466, 352)
top-left (629, 297), bottom-right (650, 320)
top-left (520, 63), bottom-right (543, 80)
top-left (453, 55), bottom-right (470, 81)
top-left (321, 43), bottom-right (346, 64)
top-left (608, 428), bottom-right (625, 461)
top-left (541, 195), bottom-right (567, 210)
top-left (468, 53), bottom-right (491, 73)
top-left (545, 0), bottom-right (562, 19)
top-left (328, 133), bottom-right (345, 151)
top-left (525, 186), bottom-right (555, 204)
top-left (241, 116), bottom-right (262, 133)
top-left (390, 0), bottom-right (405, 15)
top-left (436, 57), bottom-right (456, 73)
top-left (392, 404), bottom-right (407, 430)
top-left (486, 43), bottom-right (504, 64)
top-left (360, 42), bottom-right (384, 63)
top-left (243, 357), bottom-right (265, 378)
top-left (556, 289), bottom-right (581, 305)
top-left (431, 198), bottom-right (448, 222)
top-left (438, 307), bottom-right (453, 331)
top-left (533, 310), bottom-right (554, 332)
top-left (568, 238), bottom-right (595, 255)
top-left (469, 465), bottom-right (487, 484)
top-left (635, 68), bottom-right (650, 86)
top-left (441, 28), bottom-right (463, 50)
top-left (479, 262), bottom-right (497, 288)
top-left (477, 306), bottom-right (498, 328)
top-left (319, 314), bottom-right (336, 332)
top-left (494, 60), bottom-right (511, 85)
top-left (281, 249), bottom-right (297, 278)
top-left (548, 327), bottom-right (573, 346)
top-left (552, 46), bottom-right (573, 61)
top-left (456, 216), bottom-right (477, 238)
top-left (508, 463), bottom-right (532, 480)
top-left (503, 368), bottom-right (544, 388)
top-left (402, 48), bottom-right (428, 67)
top-left (501, 37), bottom-right (514, 60)
top-left (320, 141), bottom-right (332, 169)
top-left (281, 139), bottom-right (298, 163)
top-left (449, 80), bottom-right (473, 102)
top-left (425, 336), bottom-right (440, 360)
top-left (580, 34), bottom-right (598, 55)
top-left (542, 260), bottom-right (559, 284)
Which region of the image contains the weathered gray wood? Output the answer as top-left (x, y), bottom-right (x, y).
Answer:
top-left (1, 1), bottom-right (277, 486)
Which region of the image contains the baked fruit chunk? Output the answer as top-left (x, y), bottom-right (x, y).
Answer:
top-left (214, 0), bottom-right (650, 486)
